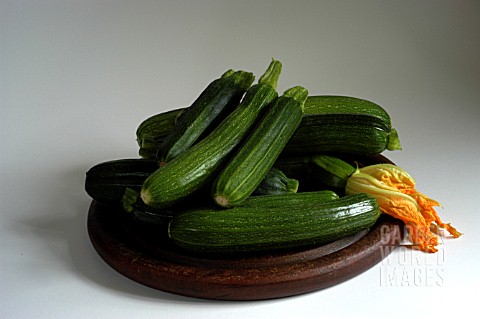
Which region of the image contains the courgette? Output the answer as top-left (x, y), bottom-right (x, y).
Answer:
top-left (309, 154), bottom-right (357, 189)
top-left (140, 59), bottom-right (282, 208)
top-left (123, 188), bottom-right (337, 225)
top-left (273, 155), bottom-right (314, 181)
top-left (244, 189), bottom-right (339, 207)
top-left (158, 70), bottom-right (254, 163)
top-left (252, 167), bottom-right (299, 196)
top-left (213, 86), bottom-right (307, 207)
top-left (85, 159), bottom-right (159, 202)
top-left (135, 95), bottom-right (401, 159)
top-left (136, 108), bottom-right (185, 159)
top-left (274, 154), bottom-right (385, 194)
top-left (85, 158), bottom-right (297, 206)
top-left (284, 95), bottom-right (401, 155)
top-left (122, 187), bottom-right (176, 224)
top-left (168, 193), bottom-right (380, 254)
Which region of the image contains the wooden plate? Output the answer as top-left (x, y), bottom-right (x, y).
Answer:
top-left (87, 155), bottom-right (404, 300)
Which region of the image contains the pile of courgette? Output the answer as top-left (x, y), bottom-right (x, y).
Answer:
top-left (85, 59), bottom-right (402, 255)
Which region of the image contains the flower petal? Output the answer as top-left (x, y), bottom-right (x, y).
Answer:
top-left (346, 164), bottom-right (461, 253)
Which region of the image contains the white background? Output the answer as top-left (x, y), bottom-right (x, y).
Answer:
top-left (2, 1), bottom-right (479, 318)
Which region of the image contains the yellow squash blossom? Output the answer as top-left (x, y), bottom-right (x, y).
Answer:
top-left (345, 164), bottom-right (461, 253)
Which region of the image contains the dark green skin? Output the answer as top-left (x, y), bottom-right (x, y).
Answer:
top-left (252, 167), bottom-right (299, 196)
top-left (285, 113), bottom-right (394, 155)
top-left (140, 60), bottom-right (282, 208)
top-left (212, 87), bottom-right (307, 207)
top-left (158, 70), bottom-right (254, 163)
top-left (129, 189), bottom-right (339, 224)
top-left (168, 193), bottom-right (381, 255)
top-left (310, 155), bottom-right (357, 189)
top-left (140, 84), bottom-right (278, 208)
top-left (303, 95), bottom-right (392, 122)
top-left (136, 95), bottom-right (401, 159)
top-left (85, 159), bottom-right (159, 202)
top-left (242, 190), bottom-right (339, 208)
top-left (136, 108), bottom-right (184, 148)
top-left (285, 95), bottom-right (400, 155)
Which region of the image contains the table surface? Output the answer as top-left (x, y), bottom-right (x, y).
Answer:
top-left (2, 1), bottom-right (479, 318)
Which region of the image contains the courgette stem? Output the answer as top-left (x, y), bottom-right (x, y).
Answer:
top-left (284, 86), bottom-right (308, 110)
top-left (122, 187), bottom-right (139, 213)
top-left (258, 58), bottom-right (282, 89)
top-left (387, 128), bottom-right (402, 151)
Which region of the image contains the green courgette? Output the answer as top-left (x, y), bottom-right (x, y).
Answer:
top-left (244, 189), bottom-right (339, 207)
top-left (123, 188), bottom-right (337, 225)
top-left (252, 167), bottom-right (299, 196)
top-left (136, 108), bottom-right (185, 159)
top-left (122, 187), bottom-right (176, 224)
top-left (309, 154), bottom-right (357, 189)
top-left (85, 158), bottom-right (298, 207)
top-left (168, 193), bottom-right (380, 254)
top-left (85, 159), bottom-right (159, 202)
top-left (140, 59), bottom-right (282, 208)
top-left (158, 70), bottom-right (254, 163)
top-left (135, 95), bottom-right (401, 159)
top-left (284, 95), bottom-right (401, 155)
top-left (213, 86), bottom-right (307, 207)
top-left (274, 153), bottom-right (389, 191)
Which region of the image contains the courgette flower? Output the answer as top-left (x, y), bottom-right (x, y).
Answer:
top-left (345, 164), bottom-right (461, 253)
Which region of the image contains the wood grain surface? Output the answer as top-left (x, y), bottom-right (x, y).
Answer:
top-left (87, 155), bottom-right (404, 300)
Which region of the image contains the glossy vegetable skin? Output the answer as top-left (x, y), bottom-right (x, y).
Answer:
top-left (213, 86), bottom-right (307, 207)
top-left (85, 159), bottom-right (159, 202)
top-left (252, 167), bottom-right (299, 196)
top-left (135, 95), bottom-right (401, 159)
top-left (284, 95), bottom-right (401, 155)
top-left (136, 108), bottom-right (185, 159)
top-left (140, 59), bottom-right (282, 208)
top-left (168, 193), bottom-right (381, 254)
top-left (158, 69), bottom-right (254, 163)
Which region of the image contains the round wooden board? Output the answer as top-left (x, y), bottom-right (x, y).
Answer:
top-left (87, 155), bottom-right (405, 301)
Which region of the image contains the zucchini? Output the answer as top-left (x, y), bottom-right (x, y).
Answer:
top-left (85, 159), bottom-right (159, 202)
top-left (244, 189), bottom-right (339, 208)
top-left (124, 187), bottom-right (337, 225)
top-left (135, 95), bottom-right (402, 159)
top-left (213, 86), bottom-right (307, 207)
top-left (274, 154), bottom-right (368, 192)
top-left (284, 95), bottom-right (401, 155)
top-left (136, 108), bottom-right (185, 159)
top-left (274, 153), bottom-right (395, 194)
top-left (252, 167), bottom-right (299, 196)
top-left (85, 158), bottom-right (296, 206)
top-left (140, 59), bottom-right (282, 208)
top-left (273, 155), bottom-right (314, 180)
top-left (122, 187), bottom-right (176, 224)
top-left (158, 70), bottom-right (254, 163)
top-left (310, 154), bottom-right (356, 189)
top-left (168, 193), bottom-right (380, 254)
